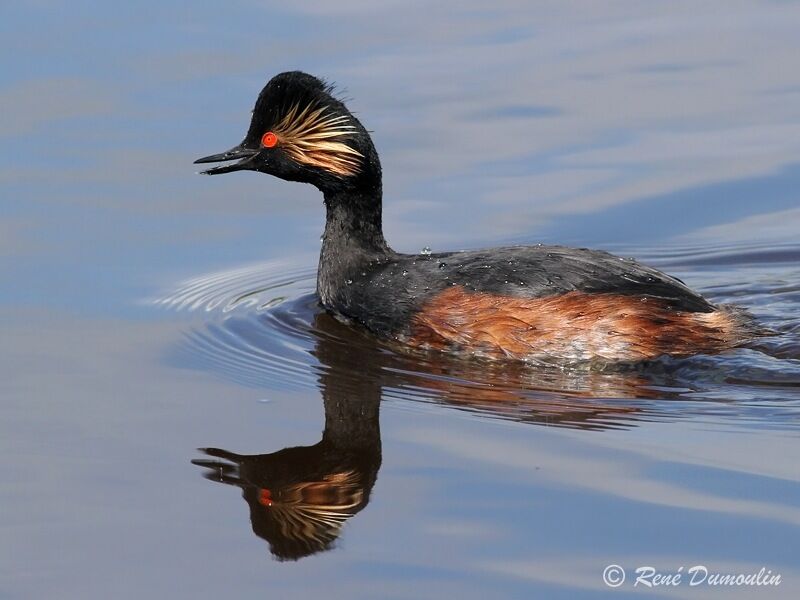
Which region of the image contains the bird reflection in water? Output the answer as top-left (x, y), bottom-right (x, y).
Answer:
top-left (192, 314), bottom-right (382, 561)
top-left (192, 311), bottom-right (683, 560)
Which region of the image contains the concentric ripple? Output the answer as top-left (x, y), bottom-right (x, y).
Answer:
top-left (155, 245), bottom-right (800, 431)
top-left (156, 259), bottom-right (319, 391)
top-left (155, 259), bottom-right (316, 314)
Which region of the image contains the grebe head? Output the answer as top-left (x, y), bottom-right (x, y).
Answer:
top-left (195, 71), bottom-right (380, 195)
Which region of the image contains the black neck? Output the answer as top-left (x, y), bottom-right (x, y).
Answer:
top-left (317, 186), bottom-right (393, 305)
top-left (324, 188), bottom-right (388, 248)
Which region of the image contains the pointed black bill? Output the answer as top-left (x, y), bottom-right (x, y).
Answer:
top-left (194, 145), bottom-right (260, 175)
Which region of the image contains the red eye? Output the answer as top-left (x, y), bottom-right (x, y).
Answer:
top-left (261, 131), bottom-right (278, 148)
top-left (258, 488), bottom-right (273, 507)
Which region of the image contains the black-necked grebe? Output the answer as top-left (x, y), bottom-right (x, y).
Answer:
top-left (195, 71), bottom-right (764, 363)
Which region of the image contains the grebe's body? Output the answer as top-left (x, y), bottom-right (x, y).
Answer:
top-left (316, 244), bottom-right (751, 363)
top-left (196, 71), bottom-right (760, 364)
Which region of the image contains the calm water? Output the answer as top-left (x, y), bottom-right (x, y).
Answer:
top-left (3, 2), bottom-right (800, 598)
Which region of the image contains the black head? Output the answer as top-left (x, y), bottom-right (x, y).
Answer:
top-left (195, 71), bottom-right (380, 193)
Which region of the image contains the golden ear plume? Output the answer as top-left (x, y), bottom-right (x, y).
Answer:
top-left (273, 103), bottom-right (363, 177)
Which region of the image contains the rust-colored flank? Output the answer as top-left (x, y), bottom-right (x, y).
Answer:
top-left (410, 286), bottom-right (745, 363)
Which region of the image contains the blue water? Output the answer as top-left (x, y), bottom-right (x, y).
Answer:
top-left (2, 2), bottom-right (800, 598)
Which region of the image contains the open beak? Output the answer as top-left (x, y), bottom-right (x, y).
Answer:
top-left (194, 144), bottom-right (260, 175)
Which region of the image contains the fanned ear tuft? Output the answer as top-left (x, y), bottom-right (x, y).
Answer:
top-left (273, 102), bottom-right (363, 177)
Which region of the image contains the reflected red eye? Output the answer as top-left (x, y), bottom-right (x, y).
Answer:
top-left (261, 131), bottom-right (278, 148)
